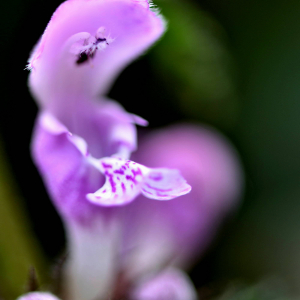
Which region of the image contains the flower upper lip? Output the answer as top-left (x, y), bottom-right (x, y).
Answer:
top-left (27, 0), bottom-right (165, 115)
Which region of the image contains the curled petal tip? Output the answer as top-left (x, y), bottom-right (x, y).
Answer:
top-left (142, 169), bottom-right (192, 200)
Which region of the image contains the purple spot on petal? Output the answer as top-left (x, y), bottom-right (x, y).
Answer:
top-left (126, 175), bottom-right (137, 184)
top-left (102, 189), bottom-right (107, 193)
top-left (149, 173), bottom-right (163, 181)
top-left (132, 168), bottom-right (142, 177)
top-left (114, 169), bottom-right (124, 175)
top-left (121, 183), bottom-right (126, 193)
top-left (145, 183), bottom-right (172, 192)
top-left (106, 172), bottom-right (116, 193)
top-left (102, 162), bottom-right (112, 169)
top-left (156, 193), bottom-right (169, 197)
top-left (142, 189), bottom-right (153, 195)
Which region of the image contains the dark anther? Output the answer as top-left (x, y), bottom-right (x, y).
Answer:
top-left (76, 37), bottom-right (108, 65)
top-left (26, 266), bottom-right (39, 292)
top-left (76, 52), bottom-right (89, 64)
top-left (96, 38), bottom-right (107, 43)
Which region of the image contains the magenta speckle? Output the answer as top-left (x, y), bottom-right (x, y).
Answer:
top-left (131, 184), bottom-right (133, 189)
top-left (145, 183), bottom-right (172, 192)
top-left (121, 183), bottom-right (126, 193)
top-left (102, 162), bottom-right (112, 169)
top-left (132, 168), bottom-right (142, 177)
top-left (142, 188), bottom-right (153, 195)
top-left (156, 193), bottom-right (169, 197)
top-left (106, 172), bottom-right (116, 193)
top-left (114, 169), bottom-right (124, 175)
top-left (102, 189), bottom-right (107, 193)
top-left (149, 173), bottom-right (163, 181)
top-left (126, 175), bottom-right (137, 184)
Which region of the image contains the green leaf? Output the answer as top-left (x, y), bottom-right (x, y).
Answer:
top-left (150, 0), bottom-right (240, 128)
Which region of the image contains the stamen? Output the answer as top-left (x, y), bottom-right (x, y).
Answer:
top-left (73, 27), bottom-right (113, 65)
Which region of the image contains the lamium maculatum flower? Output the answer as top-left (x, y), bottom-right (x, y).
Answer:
top-left (28, 0), bottom-right (192, 299)
top-left (27, 0), bottom-right (243, 299)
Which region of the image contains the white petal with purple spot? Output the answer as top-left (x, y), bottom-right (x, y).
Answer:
top-left (86, 157), bottom-right (191, 206)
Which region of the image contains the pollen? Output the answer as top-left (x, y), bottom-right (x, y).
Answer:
top-left (72, 27), bottom-right (114, 65)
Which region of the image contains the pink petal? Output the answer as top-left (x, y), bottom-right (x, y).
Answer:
top-left (28, 0), bottom-right (165, 116)
top-left (142, 168), bottom-right (191, 200)
top-left (131, 268), bottom-right (197, 300)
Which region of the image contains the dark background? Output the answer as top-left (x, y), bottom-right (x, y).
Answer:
top-left (1, 0), bottom-right (300, 299)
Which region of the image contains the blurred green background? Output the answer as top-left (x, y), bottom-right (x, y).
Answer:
top-left (0, 0), bottom-right (300, 299)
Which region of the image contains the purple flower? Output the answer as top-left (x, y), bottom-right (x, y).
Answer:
top-left (27, 0), bottom-right (243, 299)
top-left (27, 0), bottom-right (195, 299)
